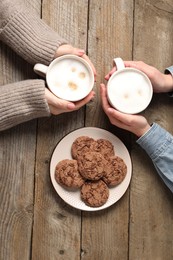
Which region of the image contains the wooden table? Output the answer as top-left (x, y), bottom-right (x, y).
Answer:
top-left (0, 1), bottom-right (173, 259)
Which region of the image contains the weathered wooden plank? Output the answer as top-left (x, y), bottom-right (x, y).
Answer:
top-left (31, 1), bottom-right (89, 259)
top-left (82, 1), bottom-right (134, 260)
top-left (0, 123), bottom-right (36, 260)
top-left (130, 0), bottom-right (173, 259)
top-left (1, 0), bottom-right (172, 259)
top-left (86, 0), bottom-right (134, 130)
top-left (0, 1), bottom-right (40, 259)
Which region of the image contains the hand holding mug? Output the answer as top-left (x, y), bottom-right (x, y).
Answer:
top-left (34, 47), bottom-right (96, 115)
top-left (100, 84), bottom-right (151, 137)
top-left (45, 87), bottom-right (95, 115)
top-left (55, 44), bottom-right (96, 79)
top-left (105, 60), bottom-right (173, 93)
top-left (34, 54), bottom-right (95, 102)
top-left (106, 58), bottom-right (153, 114)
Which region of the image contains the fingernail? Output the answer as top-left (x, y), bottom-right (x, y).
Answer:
top-left (107, 108), bottom-right (114, 113)
top-left (78, 49), bottom-right (85, 54)
top-left (67, 103), bottom-right (75, 109)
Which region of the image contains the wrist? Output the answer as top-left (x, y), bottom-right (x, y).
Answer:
top-left (164, 65), bottom-right (173, 92)
top-left (164, 74), bottom-right (173, 92)
top-left (134, 124), bottom-right (151, 137)
top-left (54, 44), bottom-right (68, 58)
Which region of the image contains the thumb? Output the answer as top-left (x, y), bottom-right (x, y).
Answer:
top-left (55, 44), bottom-right (85, 57)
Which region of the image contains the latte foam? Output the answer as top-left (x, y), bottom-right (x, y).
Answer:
top-left (107, 69), bottom-right (152, 114)
top-left (47, 57), bottom-right (93, 101)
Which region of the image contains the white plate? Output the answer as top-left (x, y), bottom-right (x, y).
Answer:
top-left (50, 127), bottom-right (132, 211)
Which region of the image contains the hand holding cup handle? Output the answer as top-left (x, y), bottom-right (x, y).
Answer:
top-left (107, 57), bottom-right (153, 114)
top-left (33, 55), bottom-right (95, 102)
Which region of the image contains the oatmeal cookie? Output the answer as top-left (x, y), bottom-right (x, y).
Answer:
top-left (81, 180), bottom-right (109, 207)
top-left (102, 156), bottom-right (127, 186)
top-left (71, 136), bottom-right (96, 159)
top-left (78, 151), bottom-right (107, 180)
top-left (55, 159), bottom-right (85, 188)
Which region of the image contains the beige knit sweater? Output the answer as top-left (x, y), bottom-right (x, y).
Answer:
top-left (0, 0), bottom-right (68, 131)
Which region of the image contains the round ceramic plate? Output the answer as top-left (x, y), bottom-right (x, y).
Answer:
top-left (50, 127), bottom-right (132, 211)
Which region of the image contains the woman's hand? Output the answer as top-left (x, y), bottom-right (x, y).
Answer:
top-left (55, 44), bottom-right (96, 80)
top-left (100, 84), bottom-right (151, 137)
top-left (45, 44), bottom-right (96, 115)
top-left (45, 88), bottom-right (95, 115)
top-left (105, 60), bottom-right (173, 93)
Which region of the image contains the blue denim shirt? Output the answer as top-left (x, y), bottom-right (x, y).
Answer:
top-left (137, 65), bottom-right (173, 193)
top-left (137, 123), bottom-right (173, 193)
top-left (165, 65), bottom-right (173, 76)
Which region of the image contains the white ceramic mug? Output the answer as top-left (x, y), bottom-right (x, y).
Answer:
top-left (34, 54), bottom-right (94, 102)
top-left (107, 57), bottom-right (153, 114)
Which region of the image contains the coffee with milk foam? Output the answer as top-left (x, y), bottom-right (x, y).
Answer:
top-left (107, 69), bottom-right (152, 114)
top-left (47, 58), bottom-right (92, 101)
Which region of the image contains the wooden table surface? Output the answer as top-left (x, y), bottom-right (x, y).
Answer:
top-left (0, 1), bottom-right (173, 259)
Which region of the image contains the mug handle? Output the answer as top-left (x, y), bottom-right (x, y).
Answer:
top-left (113, 57), bottom-right (125, 71)
top-left (33, 63), bottom-right (48, 77)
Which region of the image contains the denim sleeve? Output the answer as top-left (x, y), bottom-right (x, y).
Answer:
top-left (165, 65), bottom-right (173, 76)
top-left (137, 123), bottom-right (173, 193)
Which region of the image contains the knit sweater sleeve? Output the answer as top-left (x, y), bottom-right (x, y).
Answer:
top-left (0, 80), bottom-right (50, 131)
top-left (0, 0), bottom-right (68, 131)
top-left (0, 0), bottom-right (68, 65)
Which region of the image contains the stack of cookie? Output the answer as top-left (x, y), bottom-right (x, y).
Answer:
top-left (55, 136), bottom-right (127, 208)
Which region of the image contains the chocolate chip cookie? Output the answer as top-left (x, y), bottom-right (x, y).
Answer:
top-left (55, 159), bottom-right (85, 188)
top-left (94, 138), bottom-right (115, 160)
top-left (78, 151), bottom-right (107, 180)
top-left (81, 179), bottom-right (109, 207)
top-left (102, 156), bottom-right (127, 186)
top-left (71, 136), bottom-right (96, 159)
